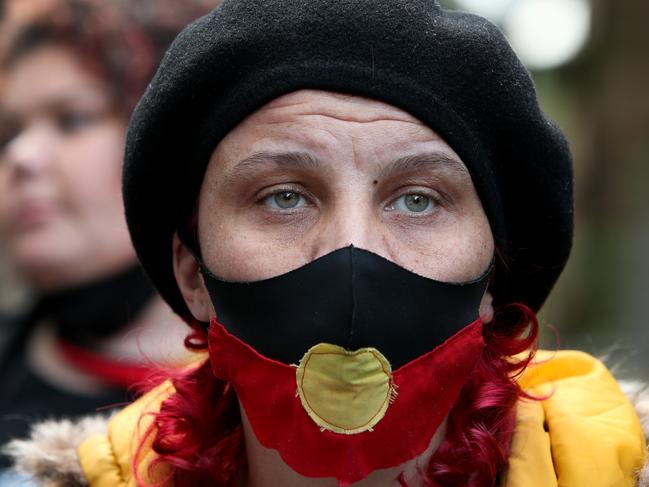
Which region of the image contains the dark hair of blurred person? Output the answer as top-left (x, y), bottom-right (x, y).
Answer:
top-left (0, 0), bottom-right (216, 468)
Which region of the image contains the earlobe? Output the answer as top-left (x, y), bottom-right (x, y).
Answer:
top-left (172, 232), bottom-right (213, 322)
top-left (479, 290), bottom-right (494, 324)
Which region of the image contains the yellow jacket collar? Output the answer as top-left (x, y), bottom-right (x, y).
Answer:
top-left (503, 350), bottom-right (647, 487)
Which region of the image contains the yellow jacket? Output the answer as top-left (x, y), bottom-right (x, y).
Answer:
top-left (77, 351), bottom-right (647, 486)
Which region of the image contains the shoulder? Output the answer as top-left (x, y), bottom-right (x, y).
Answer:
top-left (3, 381), bottom-right (175, 487)
top-left (504, 350), bottom-right (649, 487)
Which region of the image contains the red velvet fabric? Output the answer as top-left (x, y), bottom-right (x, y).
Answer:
top-left (208, 318), bottom-right (485, 486)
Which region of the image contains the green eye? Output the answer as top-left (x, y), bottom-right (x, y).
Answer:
top-left (404, 194), bottom-right (430, 212)
top-left (265, 191), bottom-right (306, 209)
top-left (394, 193), bottom-right (432, 213)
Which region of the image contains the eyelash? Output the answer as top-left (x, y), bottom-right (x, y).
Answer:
top-left (257, 185), bottom-right (313, 210)
top-left (385, 191), bottom-right (439, 215)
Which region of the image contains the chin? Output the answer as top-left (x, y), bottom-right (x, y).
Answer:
top-left (11, 234), bottom-right (88, 291)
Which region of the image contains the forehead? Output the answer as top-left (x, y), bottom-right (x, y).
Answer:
top-left (240, 89), bottom-right (435, 136)
top-left (212, 89), bottom-right (465, 169)
top-left (0, 45), bottom-right (105, 115)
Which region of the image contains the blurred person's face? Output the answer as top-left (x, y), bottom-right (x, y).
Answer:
top-left (0, 46), bottom-right (135, 292)
top-left (174, 90), bottom-right (495, 322)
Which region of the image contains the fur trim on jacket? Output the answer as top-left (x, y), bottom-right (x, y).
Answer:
top-left (2, 416), bottom-right (108, 487)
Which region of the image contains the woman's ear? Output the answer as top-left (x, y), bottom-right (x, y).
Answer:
top-left (172, 232), bottom-right (212, 322)
top-left (479, 290), bottom-right (494, 324)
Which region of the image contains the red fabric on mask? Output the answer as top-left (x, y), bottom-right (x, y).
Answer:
top-left (208, 318), bottom-right (484, 486)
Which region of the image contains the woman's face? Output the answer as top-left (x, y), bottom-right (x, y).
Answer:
top-left (0, 46), bottom-right (135, 292)
top-left (177, 90), bottom-right (495, 320)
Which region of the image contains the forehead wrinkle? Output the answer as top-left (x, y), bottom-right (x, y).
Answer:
top-left (259, 94), bottom-right (427, 127)
top-left (221, 150), bottom-right (321, 184)
top-left (379, 152), bottom-right (470, 181)
top-left (254, 109), bottom-right (428, 130)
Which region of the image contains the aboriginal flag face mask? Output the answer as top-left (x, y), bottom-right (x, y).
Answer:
top-left (200, 246), bottom-right (492, 485)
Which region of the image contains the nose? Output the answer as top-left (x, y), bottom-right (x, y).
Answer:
top-left (309, 196), bottom-right (387, 260)
top-left (4, 124), bottom-right (55, 180)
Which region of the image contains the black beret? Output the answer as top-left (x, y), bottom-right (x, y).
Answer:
top-left (123, 0), bottom-right (573, 319)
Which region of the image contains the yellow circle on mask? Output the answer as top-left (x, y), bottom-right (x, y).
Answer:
top-left (296, 343), bottom-right (393, 434)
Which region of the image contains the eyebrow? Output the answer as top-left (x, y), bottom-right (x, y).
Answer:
top-left (223, 151), bottom-right (320, 183)
top-left (378, 152), bottom-right (470, 181)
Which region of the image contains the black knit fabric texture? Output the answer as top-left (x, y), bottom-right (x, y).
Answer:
top-left (123, 0), bottom-right (574, 319)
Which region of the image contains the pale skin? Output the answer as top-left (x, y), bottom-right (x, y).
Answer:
top-left (0, 46), bottom-right (188, 391)
top-left (173, 89), bottom-right (495, 486)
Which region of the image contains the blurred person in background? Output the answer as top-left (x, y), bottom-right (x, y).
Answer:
top-left (0, 0), bottom-right (216, 471)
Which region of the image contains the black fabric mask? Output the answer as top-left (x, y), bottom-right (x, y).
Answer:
top-left (36, 263), bottom-right (155, 344)
top-left (200, 246), bottom-right (491, 369)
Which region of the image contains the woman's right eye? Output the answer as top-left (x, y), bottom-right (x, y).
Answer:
top-left (262, 191), bottom-right (308, 210)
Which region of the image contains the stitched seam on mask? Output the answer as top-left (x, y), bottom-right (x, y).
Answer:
top-left (347, 247), bottom-right (357, 349)
top-left (298, 349), bottom-right (392, 433)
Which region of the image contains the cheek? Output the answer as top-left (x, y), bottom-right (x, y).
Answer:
top-left (441, 217), bottom-right (494, 281)
top-left (199, 205), bottom-right (310, 281)
top-left (386, 209), bottom-right (494, 283)
top-left (50, 126), bottom-right (133, 266)
top-left (58, 126), bottom-right (125, 222)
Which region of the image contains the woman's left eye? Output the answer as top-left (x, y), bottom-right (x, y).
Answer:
top-left (263, 191), bottom-right (308, 210)
top-left (388, 193), bottom-right (435, 213)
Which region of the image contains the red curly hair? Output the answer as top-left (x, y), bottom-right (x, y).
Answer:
top-left (138, 302), bottom-right (539, 487)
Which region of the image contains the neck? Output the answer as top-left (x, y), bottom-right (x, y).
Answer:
top-left (240, 407), bottom-right (447, 487)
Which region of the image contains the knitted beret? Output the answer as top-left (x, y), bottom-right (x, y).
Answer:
top-left (123, 0), bottom-right (574, 319)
